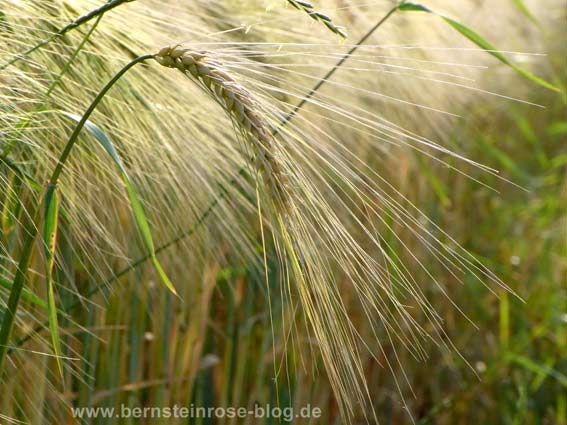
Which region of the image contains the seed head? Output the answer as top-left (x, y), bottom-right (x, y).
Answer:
top-left (155, 46), bottom-right (291, 212)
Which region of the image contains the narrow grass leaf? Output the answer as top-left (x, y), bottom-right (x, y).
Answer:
top-left (399, 3), bottom-right (559, 92)
top-left (0, 278), bottom-right (47, 309)
top-left (61, 112), bottom-right (177, 295)
top-left (150, 257), bottom-right (177, 295)
top-left (0, 156), bottom-right (41, 191)
top-left (507, 354), bottom-right (567, 388)
top-left (511, 0), bottom-right (537, 23)
top-left (398, 3), bottom-right (432, 12)
top-left (43, 183), bottom-right (63, 378)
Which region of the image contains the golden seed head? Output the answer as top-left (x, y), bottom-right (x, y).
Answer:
top-left (157, 46), bottom-right (172, 57)
top-left (170, 46), bottom-right (186, 59)
top-left (155, 46), bottom-right (292, 211)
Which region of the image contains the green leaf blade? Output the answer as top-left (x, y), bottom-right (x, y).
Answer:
top-left (440, 17), bottom-right (511, 65)
top-left (398, 3), bottom-right (432, 13)
top-left (61, 112), bottom-right (177, 295)
top-left (511, 0), bottom-right (537, 24)
top-left (47, 278), bottom-right (63, 378)
top-left (399, 3), bottom-right (560, 92)
top-left (0, 278), bottom-right (47, 309)
top-left (0, 156), bottom-right (41, 191)
top-left (43, 184), bottom-right (63, 378)
top-left (124, 177), bottom-right (155, 254)
top-left (151, 256), bottom-right (178, 296)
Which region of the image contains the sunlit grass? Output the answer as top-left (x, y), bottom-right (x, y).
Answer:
top-left (0, 1), bottom-right (565, 424)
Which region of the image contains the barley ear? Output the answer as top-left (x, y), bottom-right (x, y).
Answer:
top-left (155, 46), bottom-right (292, 214)
top-left (287, 0), bottom-right (347, 38)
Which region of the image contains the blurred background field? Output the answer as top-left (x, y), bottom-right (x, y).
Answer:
top-left (0, 1), bottom-right (565, 424)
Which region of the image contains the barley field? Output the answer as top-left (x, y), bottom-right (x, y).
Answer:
top-left (0, 1), bottom-right (565, 424)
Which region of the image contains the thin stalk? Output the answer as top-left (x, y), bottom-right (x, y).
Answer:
top-left (0, 207), bottom-right (39, 373)
top-left (0, 55), bottom-right (152, 373)
top-left (49, 54), bottom-right (153, 184)
top-left (11, 3), bottom-right (404, 351)
top-left (0, 0), bottom-right (135, 71)
top-left (280, 2), bottom-right (403, 127)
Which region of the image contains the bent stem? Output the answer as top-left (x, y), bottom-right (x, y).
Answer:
top-left (11, 3), bottom-right (404, 351)
top-left (48, 54), bottom-right (153, 184)
top-left (0, 54), bottom-right (152, 375)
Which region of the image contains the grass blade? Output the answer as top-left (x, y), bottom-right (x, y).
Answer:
top-left (511, 0), bottom-right (537, 23)
top-left (0, 278), bottom-right (47, 309)
top-left (43, 184), bottom-right (63, 378)
top-left (0, 209), bottom-right (39, 374)
top-left (398, 3), bottom-right (559, 92)
top-left (0, 156), bottom-right (41, 191)
top-left (507, 354), bottom-right (567, 388)
top-left (62, 112), bottom-right (177, 296)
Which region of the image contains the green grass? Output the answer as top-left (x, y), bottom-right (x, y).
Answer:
top-left (410, 86), bottom-right (566, 424)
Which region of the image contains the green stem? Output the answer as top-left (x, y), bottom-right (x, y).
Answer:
top-left (0, 0), bottom-right (135, 71)
top-left (0, 208), bottom-right (39, 374)
top-left (0, 54), bottom-right (152, 373)
top-left (10, 4), bottom-right (403, 352)
top-left (280, 2), bottom-right (403, 127)
top-left (49, 54), bottom-right (153, 184)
